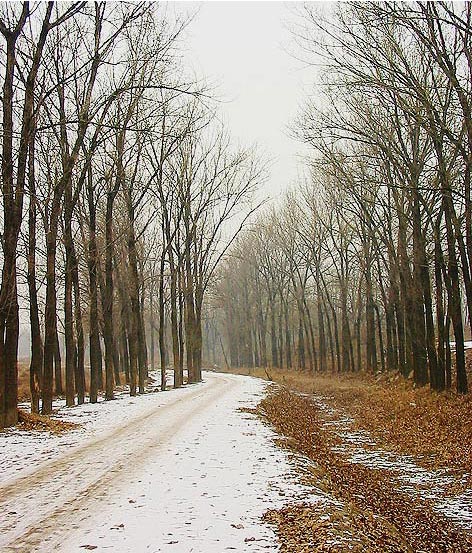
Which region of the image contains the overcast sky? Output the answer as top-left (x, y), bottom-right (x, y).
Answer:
top-left (173, 1), bottom-right (312, 201)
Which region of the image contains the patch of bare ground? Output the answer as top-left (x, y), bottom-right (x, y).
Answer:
top-left (257, 387), bottom-right (472, 552)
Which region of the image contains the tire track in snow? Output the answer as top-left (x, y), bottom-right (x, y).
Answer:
top-left (0, 374), bottom-right (236, 552)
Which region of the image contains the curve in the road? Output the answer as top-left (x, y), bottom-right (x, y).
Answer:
top-left (0, 373), bottom-right (237, 552)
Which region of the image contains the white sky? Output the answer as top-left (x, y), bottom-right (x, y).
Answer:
top-left (172, 1), bottom-right (312, 201)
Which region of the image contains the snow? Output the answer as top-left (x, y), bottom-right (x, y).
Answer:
top-left (3, 371), bottom-right (471, 551)
top-left (1, 371), bottom-right (191, 485)
top-left (450, 341), bottom-right (472, 351)
top-left (0, 372), bottom-right (329, 552)
top-left (308, 393), bottom-right (472, 529)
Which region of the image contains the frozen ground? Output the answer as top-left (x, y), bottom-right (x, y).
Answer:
top-left (0, 372), bottom-right (329, 553)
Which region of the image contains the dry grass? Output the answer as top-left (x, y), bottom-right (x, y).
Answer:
top-left (224, 364), bottom-right (472, 549)
top-left (18, 361), bottom-right (129, 402)
top-left (17, 362), bottom-right (31, 402)
top-left (325, 373), bottom-right (472, 476)
top-left (16, 361), bottom-right (128, 434)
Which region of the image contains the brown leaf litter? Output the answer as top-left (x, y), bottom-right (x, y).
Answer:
top-left (258, 387), bottom-right (472, 552)
top-left (16, 409), bottom-right (80, 433)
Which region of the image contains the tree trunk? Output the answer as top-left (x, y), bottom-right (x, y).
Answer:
top-left (42, 193), bottom-right (64, 414)
top-left (72, 250), bottom-right (86, 405)
top-left (170, 255), bottom-right (182, 387)
top-left (158, 250), bottom-right (167, 391)
top-left (443, 195), bottom-right (468, 393)
top-left (64, 179), bottom-right (76, 407)
top-left (27, 135), bottom-right (42, 414)
top-left (87, 177), bottom-right (102, 404)
top-left (103, 192), bottom-right (116, 400)
top-left (434, 219), bottom-right (446, 392)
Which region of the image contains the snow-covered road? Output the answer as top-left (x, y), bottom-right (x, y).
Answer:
top-left (0, 372), bottom-right (318, 553)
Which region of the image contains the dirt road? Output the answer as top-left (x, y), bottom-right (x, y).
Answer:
top-left (0, 373), bottom-right (310, 552)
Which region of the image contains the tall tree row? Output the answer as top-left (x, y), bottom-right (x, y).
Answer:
top-left (214, 1), bottom-right (472, 394)
top-left (0, 2), bottom-right (263, 429)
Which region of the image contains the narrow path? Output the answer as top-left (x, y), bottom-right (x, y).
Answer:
top-left (0, 373), bottom-right (314, 552)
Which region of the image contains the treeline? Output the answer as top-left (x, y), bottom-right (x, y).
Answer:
top-left (0, 2), bottom-right (262, 428)
top-left (215, 2), bottom-right (472, 394)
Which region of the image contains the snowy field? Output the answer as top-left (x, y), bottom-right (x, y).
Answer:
top-left (0, 372), bottom-right (326, 552)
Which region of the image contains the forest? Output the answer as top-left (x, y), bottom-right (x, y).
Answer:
top-left (2, 2), bottom-right (472, 551)
top-left (216, 1), bottom-right (472, 396)
top-left (0, 2), bottom-right (263, 429)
